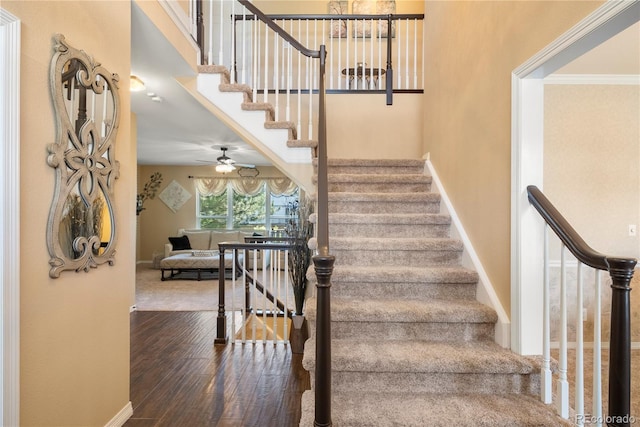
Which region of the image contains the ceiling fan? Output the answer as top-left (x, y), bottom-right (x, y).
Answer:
top-left (208, 147), bottom-right (255, 174)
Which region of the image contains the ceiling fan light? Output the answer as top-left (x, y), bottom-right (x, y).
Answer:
top-left (216, 163), bottom-right (236, 174)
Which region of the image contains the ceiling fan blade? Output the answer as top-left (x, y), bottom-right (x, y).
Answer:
top-left (235, 163), bottom-right (256, 168)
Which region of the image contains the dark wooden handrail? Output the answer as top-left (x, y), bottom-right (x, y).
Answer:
top-left (527, 186), bottom-right (636, 271)
top-left (233, 13), bottom-right (425, 21)
top-left (237, 0), bottom-right (321, 59)
top-left (527, 185), bottom-right (636, 427)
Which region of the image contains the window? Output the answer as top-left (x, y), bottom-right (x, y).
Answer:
top-left (196, 182), bottom-right (299, 233)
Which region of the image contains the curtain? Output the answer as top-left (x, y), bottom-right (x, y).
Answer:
top-left (194, 178), bottom-right (228, 196)
top-left (194, 177), bottom-right (297, 196)
top-left (230, 178), bottom-right (264, 196)
top-left (266, 178), bottom-right (297, 195)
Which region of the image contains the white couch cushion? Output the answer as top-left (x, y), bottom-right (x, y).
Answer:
top-left (209, 230), bottom-right (241, 250)
top-left (179, 229), bottom-right (211, 251)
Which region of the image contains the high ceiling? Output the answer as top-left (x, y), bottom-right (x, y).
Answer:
top-left (131, 2), bottom-right (270, 167)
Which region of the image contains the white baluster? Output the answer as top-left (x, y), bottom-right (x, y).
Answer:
top-left (557, 244), bottom-right (570, 418)
top-left (218, 0), bottom-right (224, 65)
top-left (263, 24), bottom-right (269, 104)
top-left (413, 19), bottom-right (418, 89)
top-left (252, 249), bottom-right (258, 343)
top-left (274, 27), bottom-right (279, 121)
top-left (593, 271), bottom-right (603, 426)
top-left (329, 19), bottom-right (334, 89)
top-left (396, 18), bottom-right (401, 89)
top-left (297, 20), bottom-right (302, 139)
top-left (404, 18), bottom-right (409, 89)
top-left (286, 38), bottom-right (291, 122)
top-left (284, 249), bottom-right (289, 345)
top-left (231, 250), bottom-right (237, 343)
top-left (271, 250), bottom-right (277, 343)
top-left (241, 8), bottom-right (247, 84)
top-left (208, 0), bottom-right (213, 65)
top-left (370, 19), bottom-right (374, 88)
top-left (262, 249), bottom-right (268, 343)
top-left (241, 251), bottom-right (247, 343)
top-left (378, 21), bottom-right (382, 88)
top-left (361, 18), bottom-right (365, 90)
top-left (338, 20), bottom-right (343, 90)
top-left (576, 262), bottom-right (585, 425)
top-left (542, 224), bottom-right (552, 403)
top-left (230, 0), bottom-right (235, 83)
top-left (252, 18), bottom-right (258, 102)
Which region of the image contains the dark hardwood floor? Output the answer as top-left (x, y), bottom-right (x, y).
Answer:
top-left (125, 311), bottom-right (310, 427)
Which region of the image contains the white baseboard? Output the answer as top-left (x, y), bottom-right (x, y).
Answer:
top-left (104, 402), bottom-right (133, 427)
top-left (426, 160), bottom-right (511, 348)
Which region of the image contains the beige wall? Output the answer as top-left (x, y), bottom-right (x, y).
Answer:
top-left (137, 165), bottom-right (288, 261)
top-left (422, 1), bottom-right (604, 315)
top-left (544, 84), bottom-right (640, 258)
top-left (3, 1), bottom-right (134, 426)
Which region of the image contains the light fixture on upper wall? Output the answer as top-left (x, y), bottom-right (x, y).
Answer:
top-left (130, 75), bottom-right (145, 92)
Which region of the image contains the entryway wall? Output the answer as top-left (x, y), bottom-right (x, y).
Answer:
top-left (511, 1), bottom-right (640, 354)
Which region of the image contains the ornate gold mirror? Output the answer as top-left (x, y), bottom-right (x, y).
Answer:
top-left (47, 34), bottom-right (120, 278)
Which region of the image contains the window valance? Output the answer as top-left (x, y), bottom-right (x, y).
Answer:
top-left (193, 177), bottom-right (297, 197)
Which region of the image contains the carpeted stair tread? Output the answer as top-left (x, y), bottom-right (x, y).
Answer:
top-left (303, 339), bottom-right (538, 375)
top-left (288, 139), bottom-right (317, 148)
top-left (328, 191), bottom-right (440, 203)
top-left (326, 173), bottom-right (432, 184)
top-left (331, 237), bottom-right (463, 251)
top-left (306, 298), bottom-right (498, 324)
top-left (197, 64), bottom-right (229, 75)
top-left (328, 265), bottom-right (479, 284)
top-left (326, 158), bottom-right (426, 168)
top-left (299, 391), bottom-right (573, 426)
top-left (329, 212), bottom-right (451, 225)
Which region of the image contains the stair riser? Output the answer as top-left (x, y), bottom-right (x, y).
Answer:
top-left (329, 182), bottom-right (431, 193)
top-left (330, 223), bottom-right (450, 238)
top-left (333, 249), bottom-right (462, 267)
top-left (325, 165), bottom-right (426, 175)
top-left (309, 321), bottom-right (495, 342)
top-left (330, 282), bottom-right (477, 300)
top-left (329, 201), bottom-right (440, 214)
top-left (311, 372), bottom-right (540, 395)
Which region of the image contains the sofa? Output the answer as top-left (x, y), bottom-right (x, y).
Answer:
top-left (164, 229), bottom-right (267, 269)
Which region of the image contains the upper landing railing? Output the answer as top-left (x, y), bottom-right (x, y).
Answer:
top-left (197, 1), bottom-right (424, 102)
top-left (527, 186), bottom-right (636, 427)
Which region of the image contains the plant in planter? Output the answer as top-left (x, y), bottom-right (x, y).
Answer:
top-left (285, 196), bottom-right (314, 316)
top-left (285, 196), bottom-right (314, 353)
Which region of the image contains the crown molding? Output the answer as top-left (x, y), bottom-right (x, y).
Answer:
top-left (545, 74), bottom-right (640, 85)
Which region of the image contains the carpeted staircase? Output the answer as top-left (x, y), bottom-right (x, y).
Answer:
top-left (300, 159), bottom-right (570, 426)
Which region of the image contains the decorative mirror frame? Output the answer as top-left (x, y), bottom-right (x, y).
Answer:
top-left (47, 34), bottom-right (120, 278)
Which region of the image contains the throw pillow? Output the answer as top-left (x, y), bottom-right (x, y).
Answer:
top-left (168, 236), bottom-right (191, 250)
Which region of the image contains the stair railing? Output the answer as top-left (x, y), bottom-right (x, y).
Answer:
top-left (215, 239), bottom-right (294, 345)
top-left (202, 1), bottom-right (335, 424)
top-left (527, 185), bottom-right (636, 427)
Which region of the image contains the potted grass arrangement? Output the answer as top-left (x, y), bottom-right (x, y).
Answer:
top-left (285, 196), bottom-right (314, 353)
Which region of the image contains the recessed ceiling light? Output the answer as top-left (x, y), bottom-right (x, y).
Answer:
top-left (150, 96), bottom-right (163, 103)
top-left (146, 92), bottom-right (156, 97)
top-left (130, 75), bottom-right (145, 92)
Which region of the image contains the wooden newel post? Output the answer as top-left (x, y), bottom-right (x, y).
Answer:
top-left (606, 257), bottom-right (636, 427)
top-left (313, 254), bottom-right (335, 427)
top-left (215, 246), bottom-right (228, 344)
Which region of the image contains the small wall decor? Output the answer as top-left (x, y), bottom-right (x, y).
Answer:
top-left (47, 34), bottom-right (120, 278)
top-left (137, 172), bottom-right (163, 215)
top-left (159, 180), bottom-right (192, 213)
top-left (328, 1), bottom-right (348, 38)
top-left (352, 0), bottom-right (396, 38)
